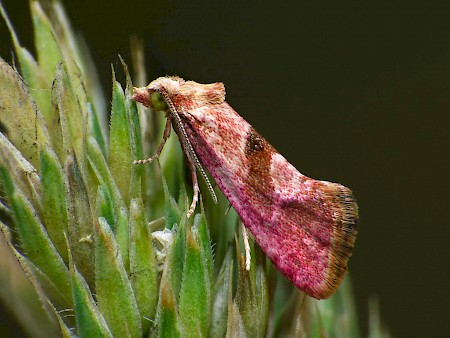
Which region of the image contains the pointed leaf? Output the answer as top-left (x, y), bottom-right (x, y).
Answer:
top-left (88, 101), bottom-right (107, 158)
top-left (156, 265), bottom-right (182, 338)
top-left (95, 217), bottom-right (141, 337)
top-left (254, 253), bottom-right (269, 336)
top-left (0, 57), bottom-right (50, 168)
top-left (162, 175), bottom-right (181, 230)
top-left (47, 300), bottom-right (78, 338)
top-left (168, 216), bottom-right (186, 302)
top-left (95, 184), bottom-right (115, 228)
top-left (40, 148), bottom-right (69, 263)
top-left (65, 156), bottom-right (95, 285)
top-left (30, 0), bottom-right (62, 82)
top-left (197, 210), bottom-right (214, 290)
top-left (160, 132), bottom-right (185, 198)
top-left (88, 136), bottom-right (127, 217)
top-left (226, 302), bottom-right (247, 338)
top-left (368, 297), bottom-right (390, 338)
top-left (178, 216), bottom-right (212, 337)
top-left (0, 133), bottom-right (41, 207)
top-left (120, 56), bottom-right (145, 201)
top-left (0, 5), bottom-right (52, 120)
top-left (52, 62), bottom-right (86, 169)
top-left (315, 276), bottom-right (360, 338)
top-left (206, 191), bottom-right (238, 267)
top-left (211, 248), bottom-right (233, 338)
top-left (109, 78), bottom-right (132, 205)
top-left (270, 276), bottom-right (304, 337)
top-left (51, 1), bottom-right (108, 131)
top-left (0, 167), bottom-right (72, 310)
top-left (234, 238), bottom-right (268, 338)
top-left (71, 266), bottom-right (113, 338)
top-left (0, 222), bottom-right (58, 338)
top-left (115, 206), bottom-right (130, 272)
top-left (129, 198), bottom-right (158, 334)
top-left (17, 46), bottom-right (53, 122)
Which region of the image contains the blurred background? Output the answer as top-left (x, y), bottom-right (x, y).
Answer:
top-left (1, 1), bottom-right (449, 337)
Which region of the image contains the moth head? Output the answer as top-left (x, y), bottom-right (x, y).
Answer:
top-left (148, 76), bottom-right (185, 94)
top-left (132, 76), bottom-right (226, 111)
top-left (132, 76), bottom-right (185, 111)
top-left (133, 89), bottom-right (168, 112)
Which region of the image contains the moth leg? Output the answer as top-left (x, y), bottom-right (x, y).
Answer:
top-left (133, 117), bottom-right (172, 164)
top-left (241, 221), bottom-right (251, 271)
top-left (186, 152), bottom-right (199, 218)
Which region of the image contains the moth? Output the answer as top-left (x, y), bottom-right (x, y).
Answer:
top-left (132, 76), bottom-right (358, 299)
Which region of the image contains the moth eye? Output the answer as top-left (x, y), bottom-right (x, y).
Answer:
top-left (151, 92), bottom-right (168, 111)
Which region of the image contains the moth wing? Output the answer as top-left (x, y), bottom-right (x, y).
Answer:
top-left (262, 170), bottom-right (358, 298)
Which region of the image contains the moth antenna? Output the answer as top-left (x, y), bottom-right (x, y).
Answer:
top-left (163, 90), bottom-right (218, 204)
top-left (176, 117), bottom-right (217, 204)
top-left (197, 162), bottom-right (218, 204)
top-left (134, 117), bottom-right (172, 164)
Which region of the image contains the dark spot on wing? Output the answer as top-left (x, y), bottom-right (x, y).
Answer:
top-left (244, 127), bottom-right (275, 209)
top-left (246, 130), bottom-right (265, 156)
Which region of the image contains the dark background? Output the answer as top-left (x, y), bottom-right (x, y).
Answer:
top-left (1, 1), bottom-right (449, 337)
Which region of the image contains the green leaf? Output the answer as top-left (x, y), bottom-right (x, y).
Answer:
top-left (49, 1), bottom-right (108, 132)
top-left (0, 4), bottom-right (52, 122)
top-left (95, 184), bottom-right (115, 228)
top-left (235, 253), bottom-right (257, 336)
top-left (226, 302), bottom-right (247, 338)
top-left (52, 62), bottom-right (86, 170)
top-left (30, 0), bottom-right (62, 82)
top-left (159, 131), bottom-right (184, 198)
top-left (254, 250), bottom-right (269, 336)
top-left (315, 276), bottom-right (360, 338)
top-left (0, 166), bottom-right (72, 310)
top-left (211, 248), bottom-right (233, 338)
top-left (89, 137), bottom-right (132, 269)
top-left (120, 56), bottom-right (145, 202)
top-left (205, 190), bottom-right (238, 268)
top-left (108, 77), bottom-right (132, 205)
top-left (65, 156), bottom-right (95, 285)
top-left (0, 133), bottom-right (41, 208)
top-left (0, 57), bottom-right (51, 168)
top-left (156, 266), bottom-right (182, 338)
top-left (88, 136), bottom-right (127, 218)
top-left (162, 175), bottom-right (181, 230)
top-left (0, 222), bottom-right (59, 338)
top-left (71, 265), bottom-right (113, 338)
top-left (89, 137), bottom-right (131, 267)
top-left (234, 236), bottom-right (268, 338)
top-left (40, 148), bottom-right (69, 263)
top-left (168, 215), bottom-right (186, 302)
top-left (270, 276), bottom-right (305, 337)
top-left (197, 209), bottom-right (214, 290)
top-left (115, 206), bottom-right (130, 272)
top-left (88, 101), bottom-right (108, 159)
top-left (368, 298), bottom-right (390, 338)
top-left (178, 215), bottom-right (212, 337)
top-left (95, 217), bottom-right (141, 337)
top-left (17, 47), bottom-right (53, 123)
top-left (129, 198), bottom-right (158, 334)
top-left (47, 299), bottom-right (78, 338)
